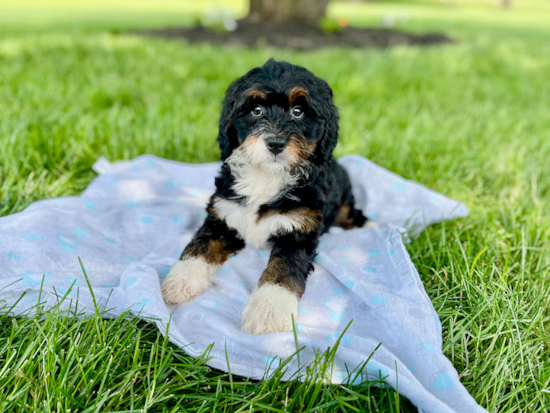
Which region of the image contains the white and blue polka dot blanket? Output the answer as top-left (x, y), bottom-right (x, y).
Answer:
top-left (0, 155), bottom-right (487, 413)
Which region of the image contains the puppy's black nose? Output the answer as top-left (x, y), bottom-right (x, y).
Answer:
top-left (266, 136), bottom-right (287, 155)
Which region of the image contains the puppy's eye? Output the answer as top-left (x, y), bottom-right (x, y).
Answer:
top-left (291, 106), bottom-right (304, 119)
top-left (251, 106), bottom-right (263, 117)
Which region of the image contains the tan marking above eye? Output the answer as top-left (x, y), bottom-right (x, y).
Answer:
top-left (245, 88), bottom-right (267, 100)
top-left (288, 86), bottom-right (308, 105)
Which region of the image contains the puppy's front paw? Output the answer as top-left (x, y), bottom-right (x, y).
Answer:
top-left (161, 258), bottom-right (218, 305)
top-left (242, 284), bottom-right (299, 335)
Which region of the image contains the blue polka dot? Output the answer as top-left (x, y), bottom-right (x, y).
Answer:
top-left (25, 233), bottom-right (44, 241)
top-left (336, 256), bottom-right (349, 262)
top-left (65, 276), bottom-right (81, 286)
top-left (332, 286), bottom-right (347, 296)
top-left (298, 306), bottom-right (313, 314)
top-left (295, 324), bottom-right (305, 333)
top-left (264, 356), bottom-right (279, 367)
top-left (84, 200), bottom-right (96, 210)
top-left (137, 298), bottom-right (153, 309)
top-left (331, 370), bottom-right (346, 383)
top-left (387, 250), bottom-right (396, 258)
top-left (169, 216), bottom-right (182, 223)
top-left (367, 213), bottom-right (378, 220)
top-left (318, 239), bottom-right (328, 248)
top-left (7, 252), bottom-right (22, 260)
top-left (314, 254), bottom-right (326, 263)
top-left (392, 177), bottom-right (407, 192)
top-left (126, 277), bottom-right (138, 287)
top-left (339, 245), bottom-right (352, 251)
top-left (366, 362), bottom-right (389, 378)
top-left (107, 181), bottom-right (117, 188)
top-left (433, 373), bottom-right (453, 391)
top-left (234, 300), bottom-right (245, 307)
top-left (20, 271), bottom-right (36, 285)
top-left (125, 199), bottom-right (144, 209)
top-left (430, 194), bottom-right (445, 204)
top-left (73, 227), bottom-right (88, 238)
top-left (130, 164), bottom-right (140, 171)
top-left (362, 266), bottom-right (377, 273)
top-left (343, 280), bottom-right (355, 289)
top-left (0, 241), bottom-right (4, 247)
top-left (165, 180), bottom-right (182, 189)
top-left (58, 287), bottom-right (77, 296)
top-left (367, 250), bottom-right (381, 257)
top-left (188, 344), bottom-right (201, 353)
top-left (216, 265), bottom-right (232, 274)
top-left (326, 333), bottom-right (352, 347)
top-left (372, 295), bottom-right (389, 305)
top-left (124, 256), bottom-right (137, 262)
top-left (158, 266), bottom-right (171, 276)
top-left (145, 158), bottom-right (155, 167)
top-left (351, 372), bottom-right (365, 386)
top-left (140, 216), bottom-right (153, 224)
top-left (423, 342), bottom-right (436, 353)
top-left (105, 237), bottom-right (118, 245)
top-left (407, 365), bottom-right (416, 374)
top-left (21, 271), bottom-right (53, 286)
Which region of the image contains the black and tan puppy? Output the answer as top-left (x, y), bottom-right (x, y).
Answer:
top-left (162, 59), bottom-right (368, 335)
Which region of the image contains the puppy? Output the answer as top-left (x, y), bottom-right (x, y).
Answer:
top-left (162, 59), bottom-right (368, 335)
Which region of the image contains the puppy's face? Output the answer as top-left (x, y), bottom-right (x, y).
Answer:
top-left (218, 60), bottom-right (338, 173)
top-left (230, 83), bottom-right (323, 173)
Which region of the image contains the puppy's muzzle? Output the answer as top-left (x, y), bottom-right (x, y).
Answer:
top-left (266, 136), bottom-right (287, 155)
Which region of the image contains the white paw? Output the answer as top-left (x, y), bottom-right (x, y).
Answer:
top-left (242, 283), bottom-right (299, 335)
top-left (363, 220), bottom-right (380, 229)
top-left (161, 258), bottom-right (218, 305)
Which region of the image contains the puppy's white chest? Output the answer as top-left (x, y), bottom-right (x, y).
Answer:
top-left (213, 166), bottom-right (298, 249)
top-left (214, 199), bottom-right (271, 249)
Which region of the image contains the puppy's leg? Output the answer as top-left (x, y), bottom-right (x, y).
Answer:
top-left (335, 203), bottom-right (369, 229)
top-left (162, 214), bottom-right (244, 305)
top-left (242, 234), bottom-right (317, 335)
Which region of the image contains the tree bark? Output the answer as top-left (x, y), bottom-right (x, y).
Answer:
top-left (248, 0), bottom-right (330, 26)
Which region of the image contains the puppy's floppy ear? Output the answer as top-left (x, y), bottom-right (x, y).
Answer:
top-left (217, 82), bottom-right (241, 161)
top-left (315, 79), bottom-right (339, 164)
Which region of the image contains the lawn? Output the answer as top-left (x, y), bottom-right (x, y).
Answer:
top-left (0, 0), bottom-right (549, 411)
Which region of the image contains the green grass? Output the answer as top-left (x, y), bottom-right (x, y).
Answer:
top-left (1, 0), bottom-right (549, 411)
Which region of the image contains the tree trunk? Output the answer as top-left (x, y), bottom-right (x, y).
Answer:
top-left (248, 0), bottom-right (330, 26)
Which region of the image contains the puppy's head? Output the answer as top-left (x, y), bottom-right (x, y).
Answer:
top-left (217, 59), bottom-right (339, 173)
